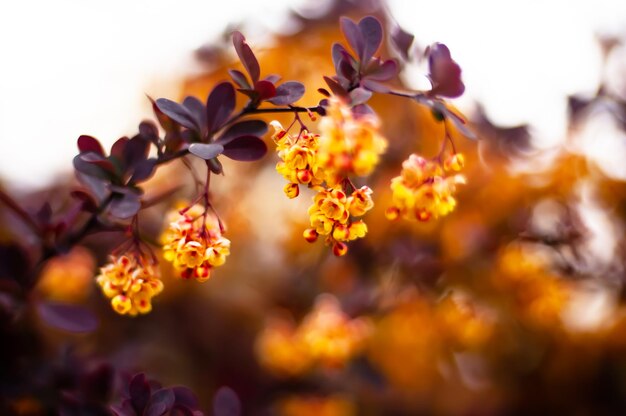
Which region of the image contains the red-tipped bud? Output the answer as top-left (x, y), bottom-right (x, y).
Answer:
top-left (385, 207), bottom-right (400, 221)
top-left (332, 241), bottom-right (348, 257)
top-left (284, 183), bottom-right (300, 199)
top-left (303, 228), bottom-right (319, 243)
top-left (297, 169), bottom-right (312, 184)
top-left (416, 209), bottom-right (432, 222)
top-left (444, 153), bottom-right (465, 172)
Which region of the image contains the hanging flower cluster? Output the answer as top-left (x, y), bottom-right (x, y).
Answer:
top-left (272, 98), bottom-right (386, 256)
top-left (386, 153), bottom-right (466, 222)
top-left (161, 203), bottom-right (231, 282)
top-left (255, 295), bottom-right (372, 376)
top-left (317, 97), bottom-right (388, 187)
top-left (96, 254), bottom-right (163, 316)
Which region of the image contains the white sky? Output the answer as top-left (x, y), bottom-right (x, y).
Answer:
top-left (0, 0), bottom-right (625, 189)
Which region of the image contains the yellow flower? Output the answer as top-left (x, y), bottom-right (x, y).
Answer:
top-left (317, 97), bottom-right (387, 186)
top-left (272, 122), bottom-right (325, 198)
top-left (161, 203), bottom-right (231, 282)
top-left (96, 254), bottom-right (163, 316)
top-left (387, 153), bottom-right (465, 221)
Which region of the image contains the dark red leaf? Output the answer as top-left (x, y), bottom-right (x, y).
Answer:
top-left (349, 87), bottom-right (372, 105)
top-left (332, 43), bottom-right (352, 78)
top-left (71, 190), bottom-right (98, 212)
top-left (79, 152), bottom-right (116, 174)
top-left (139, 121), bottom-right (160, 147)
top-left (188, 143), bottom-right (224, 160)
top-left (221, 135), bottom-right (267, 161)
top-left (232, 31), bottom-right (260, 83)
top-left (228, 69), bottom-right (250, 89)
top-left (317, 88), bottom-right (330, 97)
top-left (216, 120), bottom-right (268, 144)
top-left (428, 43), bottom-right (465, 98)
top-left (339, 59), bottom-right (357, 82)
top-left (155, 98), bottom-right (200, 131)
top-left (182, 96), bottom-right (208, 135)
top-left (254, 80), bottom-right (276, 101)
top-left (206, 82), bottom-right (235, 133)
top-left (111, 137), bottom-right (129, 160)
top-left (340, 17), bottom-right (364, 63)
top-left (129, 374), bottom-right (151, 415)
top-left (123, 137), bottom-right (149, 170)
top-left (323, 76), bottom-right (349, 99)
top-left (391, 26), bottom-right (415, 60)
top-left (208, 158), bottom-right (223, 175)
top-left (77, 135), bottom-right (104, 156)
top-left (268, 81), bottom-right (305, 105)
top-left (146, 389), bottom-right (175, 416)
top-left (109, 191), bottom-right (141, 219)
top-left (149, 96), bottom-right (178, 134)
top-left (37, 301), bottom-right (98, 333)
top-left (365, 59), bottom-right (398, 81)
top-left (358, 16), bottom-right (383, 64)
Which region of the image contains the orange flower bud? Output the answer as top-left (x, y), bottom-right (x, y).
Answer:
top-left (444, 153), bottom-right (465, 172)
top-left (303, 228), bottom-right (319, 243)
top-left (385, 207), bottom-right (400, 220)
top-left (332, 242), bottom-right (348, 257)
top-left (296, 169), bottom-right (312, 184)
top-left (284, 183), bottom-right (300, 199)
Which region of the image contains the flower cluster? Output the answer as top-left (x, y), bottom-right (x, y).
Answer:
top-left (255, 295), bottom-right (372, 376)
top-left (317, 98), bottom-right (388, 187)
top-left (96, 254), bottom-right (163, 316)
top-left (272, 121), bottom-right (325, 198)
top-left (161, 203), bottom-right (231, 282)
top-left (386, 153), bottom-right (466, 222)
top-left (304, 186), bottom-right (373, 256)
top-left (272, 98), bottom-right (387, 255)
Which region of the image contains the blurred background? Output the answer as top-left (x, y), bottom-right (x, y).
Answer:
top-left (2, 0), bottom-right (626, 415)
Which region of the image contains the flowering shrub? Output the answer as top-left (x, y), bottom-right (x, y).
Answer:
top-left (7, 3), bottom-right (624, 415)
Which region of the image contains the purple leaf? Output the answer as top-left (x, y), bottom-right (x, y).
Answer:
top-left (172, 387), bottom-right (199, 409)
top-left (208, 158), bottom-right (223, 175)
top-left (435, 103), bottom-right (477, 140)
top-left (349, 87), bottom-right (372, 106)
top-left (123, 137), bottom-right (150, 169)
top-left (332, 43), bottom-right (352, 78)
top-left (365, 59), bottom-right (398, 81)
top-left (182, 96), bottom-right (208, 135)
top-left (155, 98), bottom-right (200, 131)
top-left (428, 43), bottom-right (465, 98)
top-left (268, 81), bottom-right (305, 105)
top-left (110, 137), bottom-right (129, 160)
top-left (130, 158), bottom-right (157, 183)
top-left (206, 82), bottom-right (235, 133)
top-left (37, 301), bottom-right (98, 333)
top-left (264, 74), bottom-right (281, 83)
top-left (358, 16), bottom-right (383, 64)
top-left (73, 155), bottom-right (110, 180)
top-left (232, 31), bottom-right (260, 83)
top-left (340, 17), bottom-right (364, 63)
top-left (254, 80), bottom-right (276, 100)
top-left (189, 143), bottom-right (224, 160)
top-left (323, 76), bottom-right (349, 99)
top-left (361, 78), bottom-right (391, 93)
top-left (77, 135), bottom-right (104, 156)
top-left (216, 120), bottom-right (268, 144)
top-left (352, 103), bottom-right (376, 118)
top-left (339, 59), bottom-right (357, 82)
top-left (391, 26), bottom-right (415, 60)
top-left (146, 389), bottom-right (175, 416)
top-left (129, 374), bottom-right (151, 415)
top-left (149, 96), bottom-right (179, 134)
top-left (79, 152), bottom-right (116, 174)
top-left (221, 135), bottom-right (267, 161)
top-left (109, 191), bottom-right (141, 219)
top-left (228, 69), bottom-right (250, 89)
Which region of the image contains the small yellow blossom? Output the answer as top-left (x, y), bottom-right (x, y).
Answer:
top-left (306, 186), bottom-right (374, 255)
top-left (255, 295), bottom-right (371, 376)
top-left (161, 203), bottom-right (231, 282)
top-left (317, 98), bottom-right (387, 187)
top-left (387, 153), bottom-right (466, 222)
top-left (96, 254), bottom-right (163, 316)
top-left (272, 121), bottom-right (325, 198)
